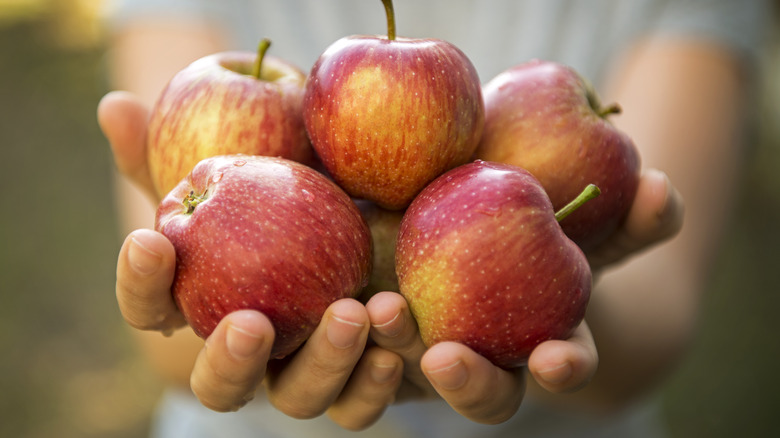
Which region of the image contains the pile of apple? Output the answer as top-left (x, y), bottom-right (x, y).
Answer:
top-left (151, 0), bottom-right (640, 367)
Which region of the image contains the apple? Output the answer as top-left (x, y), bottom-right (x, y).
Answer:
top-left (155, 155), bottom-right (372, 359)
top-left (474, 60), bottom-right (640, 252)
top-left (148, 39), bottom-right (315, 198)
top-left (396, 160), bottom-right (597, 368)
top-left (303, 0), bottom-right (485, 210)
top-left (355, 200), bottom-right (404, 300)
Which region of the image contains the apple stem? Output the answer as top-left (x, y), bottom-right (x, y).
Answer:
top-left (251, 38), bottom-right (272, 80)
top-left (554, 184), bottom-right (601, 222)
top-left (381, 0), bottom-right (396, 41)
top-left (598, 103), bottom-right (622, 118)
top-left (183, 191), bottom-right (206, 215)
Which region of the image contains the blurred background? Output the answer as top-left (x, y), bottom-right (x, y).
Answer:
top-left (0, 1), bottom-right (778, 437)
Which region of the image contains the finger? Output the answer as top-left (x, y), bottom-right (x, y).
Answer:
top-left (190, 310), bottom-right (275, 412)
top-left (421, 342), bottom-right (526, 425)
top-left (264, 298), bottom-right (370, 420)
top-left (527, 321), bottom-right (598, 394)
top-left (97, 90), bottom-right (157, 199)
top-left (588, 169), bottom-right (685, 269)
top-left (116, 229), bottom-right (184, 333)
top-left (366, 292), bottom-right (433, 400)
top-left (326, 347), bottom-right (403, 431)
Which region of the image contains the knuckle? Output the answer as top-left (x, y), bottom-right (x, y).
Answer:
top-left (116, 289), bottom-right (170, 330)
top-left (304, 345), bottom-right (361, 381)
top-left (329, 409), bottom-right (383, 432)
top-left (268, 391), bottom-right (325, 419)
top-left (191, 369), bottom-right (258, 413)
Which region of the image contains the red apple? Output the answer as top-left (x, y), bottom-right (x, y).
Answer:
top-left (303, 0), bottom-right (484, 210)
top-left (148, 40), bottom-right (315, 198)
top-left (396, 160), bottom-right (594, 368)
top-left (475, 60), bottom-right (640, 252)
top-left (355, 200), bottom-right (404, 300)
top-left (155, 155), bottom-right (372, 359)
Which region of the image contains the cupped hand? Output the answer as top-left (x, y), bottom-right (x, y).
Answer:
top-left (115, 228), bottom-right (402, 427)
top-left (100, 90), bottom-right (405, 429)
top-left (366, 292), bottom-right (597, 425)
top-left (99, 88), bottom-right (682, 429)
top-left (361, 170), bottom-right (683, 424)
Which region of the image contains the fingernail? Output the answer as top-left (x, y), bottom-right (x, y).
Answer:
top-left (537, 362), bottom-right (573, 385)
top-left (371, 310), bottom-right (403, 338)
top-left (650, 169), bottom-right (671, 212)
top-left (370, 361), bottom-right (399, 384)
top-left (226, 322), bottom-right (265, 361)
top-left (327, 315), bottom-right (365, 349)
top-left (128, 236), bottom-right (161, 275)
top-left (660, 176), bottom-right (680, 223)
top-left (426, 360), bottom-right (467, 391)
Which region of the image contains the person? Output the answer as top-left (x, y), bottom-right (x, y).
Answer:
top-left (98, 0), bottom-right (773, 437)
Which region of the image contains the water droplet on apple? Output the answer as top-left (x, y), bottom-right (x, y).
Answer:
top-left (233, 159), bottom-right (247, 167)
top-left (301, 189), bottom-right (315, 202)
top-left (211, 172), bottom-right (224, 183)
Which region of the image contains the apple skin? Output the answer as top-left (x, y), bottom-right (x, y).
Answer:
top-left (475, 60), bottom-right (640, 252)
top-left (354, 200), bottom-right (404, 300)
top-left (148, 51), bottom-right (315, 198)
top-left (396, 160), bottom-right (592, 368)
top-left (155, 155), bottom-right (372, 359)
top-left (303, 35), bottom-right (485, 210)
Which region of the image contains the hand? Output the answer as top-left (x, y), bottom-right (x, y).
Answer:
top-left (365, 291), bottom-right (597, 425)
top-left (100, 90), bottom-right (404, 429)
top-left (99, 89), bottom-right (682, 428)
top-left (586, 169), bottom-right (684, 272)
top-left (357, 169), bottom-right (684, 424)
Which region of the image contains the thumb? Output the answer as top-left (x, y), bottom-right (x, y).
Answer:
top-left (587, 169), bottom-right (684, 270)
top-left (98, 90), bottom-right (157, 199)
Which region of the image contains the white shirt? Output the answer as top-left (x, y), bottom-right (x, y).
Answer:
top-left (108, 0), bottom-right (771, 86)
